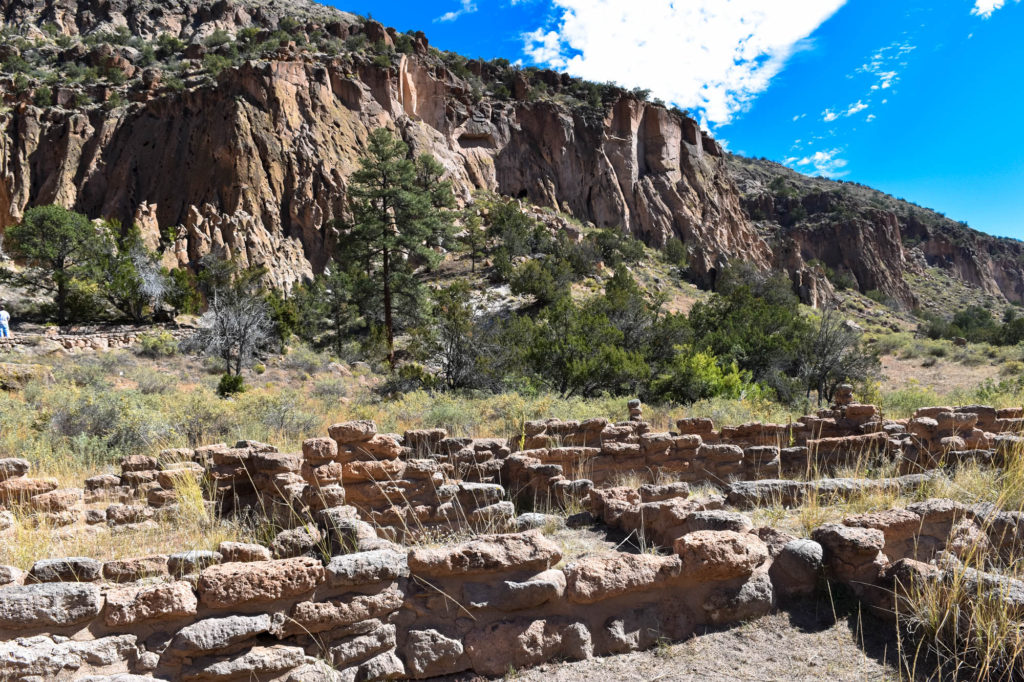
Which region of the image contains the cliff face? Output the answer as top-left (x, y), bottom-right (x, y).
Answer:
top-left (0, 0), bottom-right (768, 289)
top-left (729, 157), bottom-right (1024, 307)
top-left (0, 0), bottom-right (1020, 308)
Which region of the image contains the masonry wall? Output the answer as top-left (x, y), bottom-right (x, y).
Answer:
top-left (3, 399), bottom-right (1024, 680)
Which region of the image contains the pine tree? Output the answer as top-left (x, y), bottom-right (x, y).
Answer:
top-left (343, 128), bottom-right (454, 367)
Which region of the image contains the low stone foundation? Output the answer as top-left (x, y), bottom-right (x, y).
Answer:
top-left (2, 395), bottom-right (1023, 680)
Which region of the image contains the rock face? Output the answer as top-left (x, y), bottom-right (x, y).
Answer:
top-left (0, 0), bottom-right (766, 291)
top-left (729, 156), bottom-right (1024, 307)
top-left (1, 1), bottom-right (1018, 303)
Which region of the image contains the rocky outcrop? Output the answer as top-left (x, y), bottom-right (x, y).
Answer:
top-left (0, 0), bottom-right (768, 289)
top-left (1, 0), bottom-right (1019, 306)
top-left (730, 156), bottom-right (1024, 307)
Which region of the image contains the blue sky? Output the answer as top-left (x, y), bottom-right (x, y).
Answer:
top-left (332, 0), bottom-right (1024, 240)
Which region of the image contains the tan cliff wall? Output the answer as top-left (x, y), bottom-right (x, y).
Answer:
top-left (0, 46), bottom-right (770, 289)
top-left (1, 0), bottom-right (1020, 307)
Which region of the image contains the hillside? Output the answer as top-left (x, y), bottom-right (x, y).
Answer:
top-left (0, 0), bottom-right (1021, 309)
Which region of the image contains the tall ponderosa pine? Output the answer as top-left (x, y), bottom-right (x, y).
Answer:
top-left (343, 128), bottom-right (454, 366)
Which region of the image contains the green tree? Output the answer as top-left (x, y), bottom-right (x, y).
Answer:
top-left (689, 265), bottom-right (810, 400)
top-left (89, 221), bottom-right (167, 322)
top-left (801, 306), bottom-right (879, 404)
top-left (341, 128), bottom-right (455, 366)
top-left (508, 297), bottom-right (648, 397)
top-left (412, 280), bottom-right (489, 390)
top-left (1, 205), bottom-right (101, 325)
top-left (456, 209), bottom-right (487, 273)
top-left (164, 268), bottom-right (203, 315)
top-left (510, 258), bottom-right (572, 306)
top-left (292, 266), bottom-right (362, 358)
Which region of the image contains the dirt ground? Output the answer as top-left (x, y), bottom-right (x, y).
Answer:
top-left (507, 598), bottom-right (903, 682)
top-left (881, 354), bottom-right (1000, 394)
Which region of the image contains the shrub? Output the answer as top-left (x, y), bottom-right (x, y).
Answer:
top-left (131, 367), bottom-right (176, 395)
top-left (649, 348), bottom-right (751, 404)
top-left (216, 373), bottom-right (246, 397)
top-left (281, 343), bottom-right (328, 375)
top-left (663, 238), bottom-right (688, 269)
top-left (136, 331), bottom-right (179, 358)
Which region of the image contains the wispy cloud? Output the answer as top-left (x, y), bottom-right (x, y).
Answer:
top-left (522, 0), bottom-right (847, 126)
top-left (792, 148), bottom-right (849, 177)
top-left (845, 100), bottom-right (868, 116)
top-left (822, 109), bottom-right (839, 122)
top-left (972, 0), bottom-right (1020, 18)
top-left (436, 0), bottom-right (477, 22)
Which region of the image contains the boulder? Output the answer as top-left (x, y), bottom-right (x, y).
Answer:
top-left (768, 539), bottom-right (823, 598)
top-left (328, 420), bottom-right (377, 444)
top-left (302, 437), bottom-right (338, 463)
top-left (0, 634), bottom-right (136, 679)
top-left (104, 580), bottom-right (197, 626)
top-left (464, 618), bottom-right (592, 677)
top-left (326, 549), bottom-right (409, 587)
top-left (0, 583), bottom-right (101, 628)
top-left (565, 553), bottom-right (681, 604)
top-left (703, 569), bottom-right (774, 625)
top-left (102, 555), bottom-right (170, 582)
top-left (170, 614), bottom-right (273, 656)
top-left (404, 628), bottom-right (469, 678)
top-left (27, 557), bottom-right (102, 583)
top-left (198, 557), bottom-right (324, 608)
top-left (515, 513), bottom-right (564, 532)
top-left (282, 585), bottom-right (403, 636)
top-left (674, 530), bottom-right (769, 581)
top-left (182, 645), bottom-right (305, 681)
top-left (0, 564), bottom-right (25, 586)
top-left (599, 600), bottom-right (695, 654)
top-left (0, 477), bottom-right (58, 505)
top-left (639, 482), bottom-right (690, 503)
top-left (168, 550), bottom-right (222, 577)
top-left (217, 542), bottom-right (272, 563)
top-left (28, 488), bottom-right (82, 513)
top-left (464, 569), bottom-right (566, 610)
top-left (270, 524), bottom-right (323, 559)
top-left (120, 454), bottom-right (158, 472)
top-left (408, 530), bottom-right (561, 577)
top-left (328, 623), bottom-right (396, 668)
top-left (106, 504), bottom-right (154, 526)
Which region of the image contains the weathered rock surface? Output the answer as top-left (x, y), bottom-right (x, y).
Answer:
top-left (197, 557), bottom-right (324, 608)
top-left (408, 530), bottom-right (561, 577)
top-left (0, 582), bottom-right (102, 628)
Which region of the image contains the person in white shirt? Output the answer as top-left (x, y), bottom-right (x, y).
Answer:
top-left (0, 306), bottom-right (10, 338)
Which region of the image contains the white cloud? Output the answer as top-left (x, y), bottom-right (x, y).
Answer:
top-left (972, 0), bottom-right (1020, 18)
top-left (436, 0), bottom-right (477, 22)
top-left (522, 29), bottom-right (567, 67)
top-left (822, 109), bottom-right (839, 122)
top-left (845, 100), bottom-right (868, 116)
top-left (792, 148), bottom-right (848, 177)
top-left (866, 114), bottom-right (876, 122)
top-left (522, 0), bottom-right (847, 126)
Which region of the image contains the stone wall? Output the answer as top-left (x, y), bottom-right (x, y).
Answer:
top-left (2, 397), bottom-right (1023, 680)
top-left (0, 326), bottom-right (189, 354)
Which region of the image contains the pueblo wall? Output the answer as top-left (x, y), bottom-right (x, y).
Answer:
top-left (2, 393), bottom-right (1024, 680)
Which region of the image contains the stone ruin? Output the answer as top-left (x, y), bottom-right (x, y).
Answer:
top-left (2, 391), bottom-right (1024, 680)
